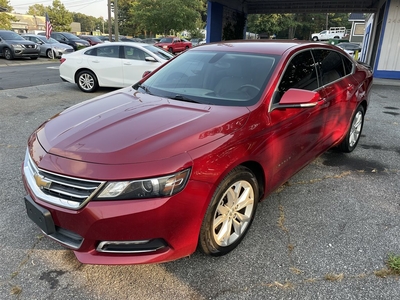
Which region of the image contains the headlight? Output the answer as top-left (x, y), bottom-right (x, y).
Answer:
top-left (11, 44), bottom-right (23, 49)
top-left (95, 168), bottom-right (191, 200)
top-left (163, 45), bottom-right (168, 49)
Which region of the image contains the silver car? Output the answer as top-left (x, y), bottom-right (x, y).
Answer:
top-left (22, 34), bottom-right (74, 58)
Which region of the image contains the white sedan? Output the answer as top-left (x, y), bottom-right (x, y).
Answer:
top-left (59, 42), bottom-right (174, 92)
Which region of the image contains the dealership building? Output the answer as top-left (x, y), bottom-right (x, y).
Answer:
top-left (206, 0), bottom-right (400, 80)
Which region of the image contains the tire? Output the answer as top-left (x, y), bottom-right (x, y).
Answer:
top-left (312, 37), bottom-right (318, 41)
top-left (198, 166), bottom-right (259, 256)
top-left (168, 47), bottom-right (174, 54)
top-left (185, 46), bottom-right (189, 50)
top-left (3, 48), bottom-right (13, 60)
top-left (338, 105), bottom-right (365, 153)
top-left (30, 57), bottom-right (38, 60)
top-left (46, 49), bottom-right (54, 59)
top-left (76, 70), bottom-right (98, 93)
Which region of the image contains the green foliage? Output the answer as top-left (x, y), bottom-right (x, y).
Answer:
top-left (189, 28), bottom-right (204, 39)
top-left (27, 4), bottom-right (47, 17)
top-left (72, 12), bottom-right (104, 33)
top-left (0, 0), bottom-right (16, 29)
top-left (247, 13), bottom-right (352, 40)
top-left (48, 0), bottom-right (73, 31)
top-left (387, 254), bottom-right (400, 274)
top-left (131, 0), bottom-right (204, 36)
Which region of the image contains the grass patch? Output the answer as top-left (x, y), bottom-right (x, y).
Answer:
top-left (324, 273), bottom-right (344, 282)
top-left (387, 254), bottom-right (400, 275)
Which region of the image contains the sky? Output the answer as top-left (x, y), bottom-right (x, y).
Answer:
top-left (10, 0), bottom-right (109, 19)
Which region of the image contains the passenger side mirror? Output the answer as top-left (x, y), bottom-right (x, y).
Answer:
top-left (145, 56), bottom-right (157, 62)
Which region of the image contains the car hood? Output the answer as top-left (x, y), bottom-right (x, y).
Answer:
top-left (155, 42), bottom-right (172, 46)
top-left (6, 39), bottom-right (36, 45)
top-left (36, 87), bottom-right (250, 165)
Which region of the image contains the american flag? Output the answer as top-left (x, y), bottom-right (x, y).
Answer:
top-left (45, 12), bottom-right (52, 40)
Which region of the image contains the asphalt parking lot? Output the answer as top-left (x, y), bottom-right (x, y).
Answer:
top-left (0, 72), bottom-right (399, 299)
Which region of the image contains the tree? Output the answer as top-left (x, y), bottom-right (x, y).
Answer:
top-left (0, 0), bottom-right (17, 29)
top-left (132, 0), bottom-right (203, 36)
top-left (48, 0), bottom-right (73, 31)
top-left (27, 4), bottom-right (48, 17)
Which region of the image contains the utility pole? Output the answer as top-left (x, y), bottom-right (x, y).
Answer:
top-left (108, 0), bottom-right (112, 41)
top-left (114, 0), bottom-right (119, 41)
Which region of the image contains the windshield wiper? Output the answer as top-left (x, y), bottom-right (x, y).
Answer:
top-left (135, 83), bottom-right (152, 95)
top-left (169, 94), bottom-right (200, 103)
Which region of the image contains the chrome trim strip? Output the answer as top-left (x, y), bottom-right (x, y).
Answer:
top-left (96, 240), bottom-right (166, 254)
top-left (24, 149), bottom-right (106, 210)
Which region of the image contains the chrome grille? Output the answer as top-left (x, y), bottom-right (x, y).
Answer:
top-left (24, 149), bottom-right (105, 210)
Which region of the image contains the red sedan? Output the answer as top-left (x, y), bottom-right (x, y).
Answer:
top-left (22, 40), bottom-right (373, 265)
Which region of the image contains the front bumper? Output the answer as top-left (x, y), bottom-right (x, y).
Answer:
top-left (22, 149), bottom-right (212, 265)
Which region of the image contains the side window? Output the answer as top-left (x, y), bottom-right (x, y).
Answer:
top-left (278, 50), bottom-right (318, 96)
top-left (124, 46), bottom-right (146, 61)
top-left (97, 45), bottom-right (120, 58)
top-left (313, 49), bottom-right (345, 85)
top-left (84, 48), bottom-right (97, 56)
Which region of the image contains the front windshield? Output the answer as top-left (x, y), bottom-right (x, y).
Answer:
top-left (136, 50), bottom-right (279, 107)
top-left (41, 37), bottom-right (58, 44)
top-left (143, 45), bottom-right (174, 60)
top-left (1, 31), bottom-right (25, 40)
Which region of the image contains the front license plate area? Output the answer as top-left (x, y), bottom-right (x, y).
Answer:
top-left (24, 196), bottom-right (56, 235)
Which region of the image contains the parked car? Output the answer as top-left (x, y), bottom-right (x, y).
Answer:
top-left (21, 34), bottom-right (74, 58)
top-left (190, 38), bottom-right (204, 46)
top-left (120, 36), bottom-right (144, 43)
top-left (78, 35), bottom-right (104, 46)
top-left (142, 38), bottom-right (161, 45)
top-left (154, 36), bottom-right (192, 54)
top-left (336, 42), bottom-right (362, 58)
top-left (0, 30), bottom-right (40, 60)
top-left (38, 32), bottom-right (90, 50)
top-left (59, 42), bottom-right (174, 92)
top-left (97, 35), bottom-right (114, 43)
top-left (22, 41), bottom-right (373, 265)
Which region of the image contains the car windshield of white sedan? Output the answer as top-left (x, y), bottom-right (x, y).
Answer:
top-left (143, 45), bottom-right (174, 60)
top-left (137, 51), bottom-right (278, 106)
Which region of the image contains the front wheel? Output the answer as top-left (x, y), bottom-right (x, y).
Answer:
top-left (3, 48), bottom-right (13, 60)
top-left (76, 70), bottom-right (98, 93)
top-left (198, 166), bottom-right (259, 256)
top-left (46, 49), bottom-right (55, 59)
top-left (338, 105), bottom-right (365, 152)
top-left (312, 36), bottom-right (318, 41)
top-left (168, 47), bottom-right (174, 53)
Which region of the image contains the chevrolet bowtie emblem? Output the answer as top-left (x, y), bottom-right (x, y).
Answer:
top-left (34, 173), bottom-right (52, 190)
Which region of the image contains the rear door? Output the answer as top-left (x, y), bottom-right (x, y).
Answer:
top-left (312, 49), bottom-right (356, 143)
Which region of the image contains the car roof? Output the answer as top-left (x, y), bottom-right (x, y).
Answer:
top-left (88, 41), bottom-right (148, 47)
top-left (190, 40), bottom-right (333, 55)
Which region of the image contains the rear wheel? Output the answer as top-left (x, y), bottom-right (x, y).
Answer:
top-left (3, 48), bottom-right (13, 60)
top-left (338, 105), bottom-right (365, 152)
top-left (199, 166), bottom-right (259, 256)
top-left (76, 70), bottom-right (98, 93)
